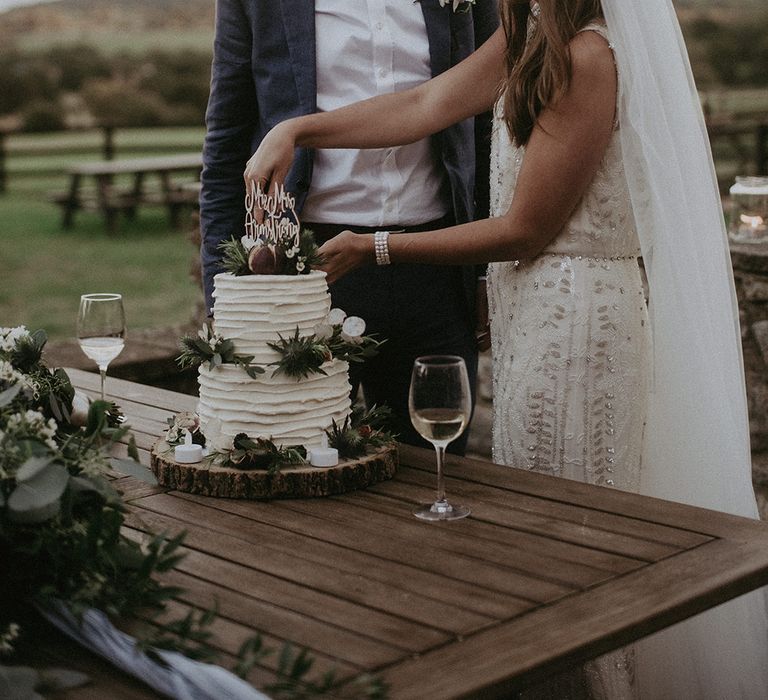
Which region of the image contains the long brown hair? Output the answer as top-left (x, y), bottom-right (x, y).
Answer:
top-left (500, 0), bottom-right (603, 146)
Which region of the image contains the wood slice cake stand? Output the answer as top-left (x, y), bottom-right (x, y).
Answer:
top-left (150, 440), bottom-right (398, 499)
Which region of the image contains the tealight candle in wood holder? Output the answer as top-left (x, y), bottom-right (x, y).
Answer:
top-left (175, 430), bottom-right (203, 464)
top-left (309, 434), bottom-right (338, 467)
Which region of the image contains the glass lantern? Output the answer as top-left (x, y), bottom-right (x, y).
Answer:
top-left (729, 176), bottom-right (768, 244)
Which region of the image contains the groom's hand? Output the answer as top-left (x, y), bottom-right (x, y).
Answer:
top-left (475, 277), bottom-right (491, 351)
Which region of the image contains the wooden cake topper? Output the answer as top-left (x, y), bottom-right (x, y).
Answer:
top-left (244, 180), bottom-right (301, 250)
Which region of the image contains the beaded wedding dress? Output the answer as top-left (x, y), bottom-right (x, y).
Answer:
top-left (486, 25), bottom-right (646, 698)
top-left (487, 19), bottom-right (768, 700)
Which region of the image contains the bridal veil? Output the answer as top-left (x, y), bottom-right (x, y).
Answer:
top-left (601, 0), bottom-right (768, 695)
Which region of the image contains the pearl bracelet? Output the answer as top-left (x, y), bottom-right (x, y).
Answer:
top-left (374, 231), bottom-right (391, 266)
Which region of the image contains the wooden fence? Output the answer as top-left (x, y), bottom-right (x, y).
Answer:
top-left (0, 118), bottom-right (766, 195)
top-left (0, 126), bottom-right (204, 192)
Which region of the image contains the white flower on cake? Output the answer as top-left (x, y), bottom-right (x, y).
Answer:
top-left (313, 323), bottom-right (334, 341)
top-left (341, 316), bottom-right (366, 343)
top-left (326, 308), bottom-right (347, 326)
top-left (240, 235), bottom-right (258, 252)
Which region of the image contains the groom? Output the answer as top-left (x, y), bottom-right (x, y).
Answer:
top-left (200, 0), bottom-right (498, 452)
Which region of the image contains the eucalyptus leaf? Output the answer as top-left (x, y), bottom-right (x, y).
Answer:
top-left (48, 392), bottom-right (64, 422)
top-left (69, 475), bottom-right (120, 502)
top-left (31, 328), bottom-right (48, 348)
top-left (7, 463), bottom-right (70, 524)
top-left (109, 458), bottom-right (158, 485)
top-left (0, 383), bottom-right (22, 408)
top-left (16, 456), bottom-right (55, 482)
top-left (0, 665), bottom-right (43, 700)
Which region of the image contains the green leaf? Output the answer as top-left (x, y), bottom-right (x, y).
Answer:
top-left (0, 383), bottom-right (22, 408)
top-left (127, 435), bottom-right (140, 462)
top-left (16, 455), bottom-right (56, 482)
top-left (85, 400), bottom-right (110, 436)
top-left (7, 462), bottom-right (69, 524)
top-left (109, 458), bottom-right (158, 485)
top-left (69, 475), bottom-right (120, 502)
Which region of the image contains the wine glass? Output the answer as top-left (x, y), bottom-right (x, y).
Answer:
top-left (409, 355), bottom-right (472, 521)
top-left (77, 293), bottom-right (126, 401)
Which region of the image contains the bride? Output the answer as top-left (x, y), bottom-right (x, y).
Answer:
top-left (244, 0), bottom-right (768, 696)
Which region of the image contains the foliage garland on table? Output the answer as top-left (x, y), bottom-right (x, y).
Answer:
top-left (0, 326), bottom-right (387, 699)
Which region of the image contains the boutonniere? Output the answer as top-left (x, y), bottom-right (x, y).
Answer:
top-left (439, 0), bottom-right (476, 12)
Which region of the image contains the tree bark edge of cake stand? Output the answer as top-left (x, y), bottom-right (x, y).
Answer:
top-left (150, 440), bottom-right (399, 499)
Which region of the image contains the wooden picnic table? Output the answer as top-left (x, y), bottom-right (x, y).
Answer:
top-left (52, 153), bottom-right (203, 233)
top-left (32, 368), bottom-right (768, 699)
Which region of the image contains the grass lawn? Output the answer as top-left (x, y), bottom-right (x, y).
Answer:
top-left (1, 156), bottom-right (202, 340)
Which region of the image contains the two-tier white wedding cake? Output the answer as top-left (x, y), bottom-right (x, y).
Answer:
top-left (197, 270), bottom-right (352, 450)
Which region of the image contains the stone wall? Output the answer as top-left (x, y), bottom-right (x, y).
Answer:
top-left (731, 243), bottom-right (768, 512)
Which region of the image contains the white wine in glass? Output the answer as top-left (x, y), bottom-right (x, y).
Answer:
top-left (409, 355), bottom-right (472, 521)
top-left (77, 293), bottom-right (126, 401)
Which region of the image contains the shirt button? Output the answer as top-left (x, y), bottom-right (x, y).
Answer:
top-left (379, 68), bottom-right (387, 78)
top-left (376, 21), bottom-right (383, 30)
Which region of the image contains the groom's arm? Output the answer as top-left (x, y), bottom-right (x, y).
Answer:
top-left (200, 0), bottom-right (259, 315)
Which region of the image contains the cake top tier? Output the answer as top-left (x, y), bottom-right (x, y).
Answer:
top-left (212, 271), bottom-right (331, 363)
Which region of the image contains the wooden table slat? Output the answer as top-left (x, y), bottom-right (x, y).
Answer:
top-left (145, 492), bottom-right (572, 604)
top-left (275, 492), bottom-right (645, 577)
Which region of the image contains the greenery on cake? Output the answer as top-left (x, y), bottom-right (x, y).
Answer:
top-left (177, 323), bottom-right (265, 378)
top-left (178, 312), bottom-right (383, 381)
top-left (0, 326), bottom-right (387, 699)
top-left (267, 326), bottom-right (382, 380)
top-left (219, 228), bottom-right (323, 276)
top-left (326, 404), bottom-right (398, 459)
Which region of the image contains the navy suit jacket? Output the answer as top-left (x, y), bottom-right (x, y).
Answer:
top-left (200, 0), bottom-right (499, 311)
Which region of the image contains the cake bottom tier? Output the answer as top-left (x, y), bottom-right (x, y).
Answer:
top-left (198, 360), bottom-right (352, 449)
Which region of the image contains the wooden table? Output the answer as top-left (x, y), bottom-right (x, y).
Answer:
top-left (52, 154), bottom-right (203, 233)
top-left (43, 368), bottom-right (768, 699)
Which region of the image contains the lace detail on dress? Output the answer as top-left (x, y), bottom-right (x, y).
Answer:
top-left (487, 20), bottom-right (650, 700)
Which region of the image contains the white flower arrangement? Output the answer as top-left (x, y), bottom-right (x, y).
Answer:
top-left (4, 409), bottom-right (58, 452)
top-left (165, 411), bottom-right (202, 446)
top-left (0, 326), bottom-right (30, 353)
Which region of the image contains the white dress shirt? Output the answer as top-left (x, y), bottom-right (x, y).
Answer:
top-left (300, 0), bottom-right (449, 226)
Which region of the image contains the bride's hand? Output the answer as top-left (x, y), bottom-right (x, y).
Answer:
top-left (244, 121), bottom-right (297, 198)
top-left (317, 231), bottom-right (374, 285)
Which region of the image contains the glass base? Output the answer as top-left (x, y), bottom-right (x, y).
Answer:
top-left (413, 499), bottom-right (470, 521)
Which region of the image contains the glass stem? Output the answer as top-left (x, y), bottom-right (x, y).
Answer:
top-left (99, 367), bottom-right (106, 401)
top-left (435, 444), bottom-right (447, 504)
